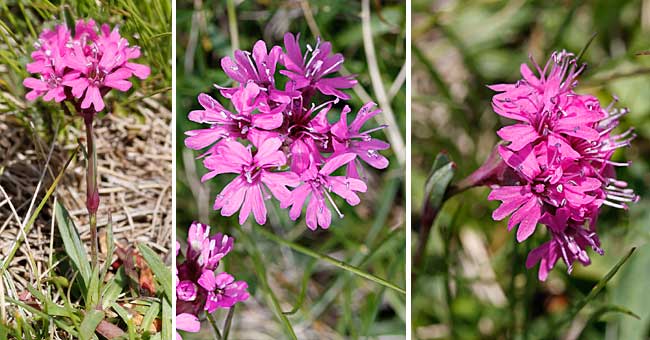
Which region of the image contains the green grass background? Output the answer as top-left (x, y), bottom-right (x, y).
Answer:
top-left (412, 0), bottom-right (650, 339)
top-left (175, 0), bottom-right (406, 338)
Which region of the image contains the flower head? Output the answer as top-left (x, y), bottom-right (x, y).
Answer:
top-left (282, 153), bottom-right (367, 230)
top-left (24, 20), bottom-right (150, 114)
top-left (185, 33), bottom-right (391, 230)
top-left (202, 138), bottom-right (299, 225)
top-left (487, 51), bottom-right (638, 280)
top-left (176, 222), bottom-right (248, 339)
top-left (281, 33), bottom-right (357, 99)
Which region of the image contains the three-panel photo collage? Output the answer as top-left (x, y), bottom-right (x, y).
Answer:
top-left (1, 0), bottom-right (649, 339)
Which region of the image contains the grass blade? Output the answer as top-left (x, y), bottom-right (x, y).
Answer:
top-left (138, 243), bottom-right (172, 302)
top-left (549, 247), bottom-right (637, 338)
top-left (55, 201), bottom-right (92, 290)
top-left (239, 227), bottom-right (298, 339)
top-left (576, 32), bottom-right (598, 64)
top-left (78, 310), bottom-right (104, 340)
top-left (255, 226), bottom-right (406, 294)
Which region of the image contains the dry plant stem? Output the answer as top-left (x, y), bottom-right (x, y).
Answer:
top-left (361, 0), bottom-right (406, 165)
top-left (84, 115), bottom-right (99, 269)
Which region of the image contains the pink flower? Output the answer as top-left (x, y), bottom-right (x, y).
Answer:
top-left (281, 33), bottom-right (357, 99)
top-left (282, 153), bottom-right (367, 230)
top-left (176, 222), bottom-right (248, 338)
top-left (331, 103), bottom-right (390, 177)
top-left (23, 25), bottom-right (72, 102)
top-left (24, 19), bottom-right (150, 113)
top-left (185, 83), bottom-right (283, 151)
top-left (487, 50), bottom-right (638, 280)
top-left (185, 221), bottom-right (233, 270)
top-left (198, 271), bottom-right (249, 313)
top-left (176, 313), bottom-right (200, 340)
top-left (187, 33), bottom-right (391, 230)
top-left (202, 138), bottom-right (299, 225)
top-left (525, 208), bottom-right (603, 281)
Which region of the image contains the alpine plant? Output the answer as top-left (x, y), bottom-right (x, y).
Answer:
top-left (176, 222), bottom-right (249, 339)
top-left (487, 51), bottom-right (638, 281)
top-left (24, 19), bottom-right (150, 116)
top-left (185, 33), bottom-right (390, 230)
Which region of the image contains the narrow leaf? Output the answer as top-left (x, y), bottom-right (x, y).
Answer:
top-left (256, 226), bottom-right (405, 294)
top-left (55, 201), bottom-right (92, 290)
top-left (79, 310), bottom-right (104, 340)
top-left (424, 152), bottom-right (455, 211)
top-left (137, 243), bottom-right (172, 302)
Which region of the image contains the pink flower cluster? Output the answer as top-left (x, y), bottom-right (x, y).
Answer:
top-left (24, 19), bottom-right (150, 114)
top-left (175, 222), bottom-right (248, 339)
top-left (488, 51), bottom-right (638, 281)
top-left (185, 33), bottom-right (390, 230)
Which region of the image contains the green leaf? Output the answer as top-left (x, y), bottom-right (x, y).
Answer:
top-left (137, 243), bottom-right (172, 302)
top-left (141, 300), bottom-right (160, 334)
top-left (551, 247), bottom-right (637, 336)
top-left (423, 152), bottom-right (455, 212)
top-left (256, 226), bottom-right (405, 294)
top-left (161, 298), bottom-right (172, 340)
top-left (612, 243), bottom-right (650, 339)
top-left (55, 201), bottom-right (92, 291)
top-left (79, 310), bottom-right (104, 340)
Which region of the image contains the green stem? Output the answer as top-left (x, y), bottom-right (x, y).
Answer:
top-left (207, 313), bottom-right (223, 340)
top-left (222, 305), bottom-right (236, 340)
top-left (226, 0), bottom-right (239, 51)
top-left (255, 226), bottom-right (406, 294)
top-left (84, 116), bottom-right (99, 270)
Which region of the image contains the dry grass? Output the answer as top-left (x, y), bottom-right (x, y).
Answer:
top-left (0, 94), bottom-right (171, 317)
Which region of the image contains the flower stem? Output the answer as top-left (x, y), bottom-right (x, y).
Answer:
top-left (207, 312), bottom-right (223, 340)
top-left (84, 115), bottom-right (100, 269)
top-left (255, 225), bottom-right (405, 294)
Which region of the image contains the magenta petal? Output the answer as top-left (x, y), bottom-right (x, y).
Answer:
top-left (197, 270), bottom-right (216, 291)
top-left (176, 313), bottom-right (201, 333)
top-left (320, 153), bottom-right (357, 176)
top-left (512, 197), bottom-right (541, 242)
top-left (496, 124), bottom-right (539, 151)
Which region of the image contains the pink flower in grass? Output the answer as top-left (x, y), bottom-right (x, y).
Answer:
top-left (331, 103), bottom-right (390, 178)
top-left (525, 208), bottom-right (603, 281)
top-left (24, 19), bottom-right (150, 113)
top-left (282, 153), bottom-right (367, 230)
top-left (176, 222), bottom-right (248, 339)
top-left (185, 83), bottom-right (283, 151)
top-left (198, 271), bottom-right (249, 313)
top-left (202, 138), bottom-right (299, 225)
top-left (281, 33), bottom-right (357, 99)
top-left (487, 50), bottom-right (638, 280)
top-left (186, 34), bottom-right (391, 230)
top-left (185, 221), bottom-right (234, 270)
top-left (23, 25), bottom-right (73, 102)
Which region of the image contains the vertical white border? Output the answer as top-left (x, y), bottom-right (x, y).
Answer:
top-left (171, 0), bottom-right (177, 335)
top-left (405, 0), bottom-right (412, 338)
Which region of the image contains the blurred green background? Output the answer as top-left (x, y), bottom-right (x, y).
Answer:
top-left (412, 0), bottom-right (650, 339)
top-left (176, 0), bottom-right (406, 338)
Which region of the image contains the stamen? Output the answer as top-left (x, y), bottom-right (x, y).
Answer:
top-left (324, 190), bottom-right (344, 219)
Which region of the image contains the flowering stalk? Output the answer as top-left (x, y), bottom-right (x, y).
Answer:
top-left (418, 50), bottom-right (638, 281)
top-left (24, 20), bottom-right (150, 268)
top-left (176, 222), bottom-right (249, 339)
top-left (83, 113), bottom-right (100, 268)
